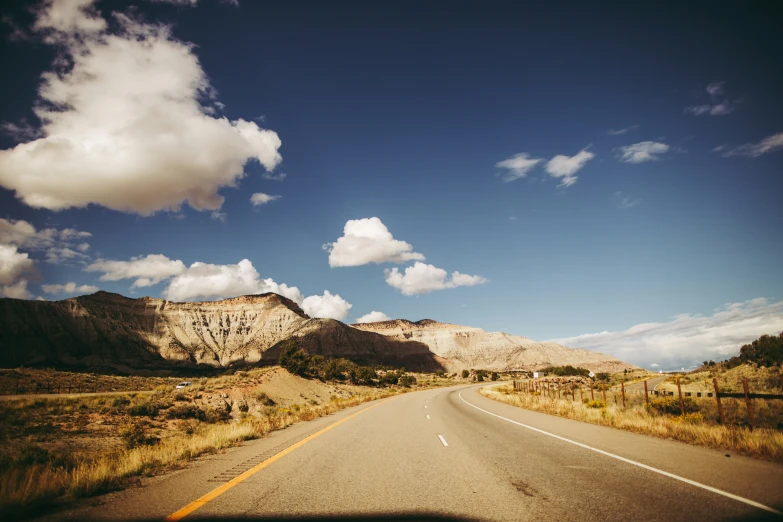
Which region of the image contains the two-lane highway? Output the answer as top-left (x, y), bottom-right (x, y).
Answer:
top-left (46, 384), bottom-right (783, 521)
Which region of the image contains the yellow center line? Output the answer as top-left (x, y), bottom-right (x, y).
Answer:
top-left (164, 398), bottom-right (390, 521)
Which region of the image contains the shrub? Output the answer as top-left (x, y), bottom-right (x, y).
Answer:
top-left (119, 422), bottom-right (159, 449)
top-left (254, 390), bottom-right (276, 406)
top-left (203, 406), bottom-right (231, 424)
top-left (17, 444), bottom-right (51, 467)
top-left (166, 404), bottom-right (205, 420)
top-left (541, 365), bottom-right (590, 377)
top-left (128, 402), bottom-right (158, 417)
top-left (278, 341), bottom-right (310, 377)
top-left (672, 412), bottom-right (704, 425)
top-left (490, 372), bottom-right (499, 381)
top-left (648, 396), bottom-right (699, 415)
top-left (461, 369), bottom-right (470, 378)
top-left (111, 396), bottom-right (131, 409)
top-left (584, 399), bottom-right (606, 409)
top-left (595, 372), bottom-right (611, 381)
top-left (398, 375), bottom-right (417, 387)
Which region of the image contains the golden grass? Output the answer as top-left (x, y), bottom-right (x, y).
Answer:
top-left (0, 387), bottom-right (399, 518)
top-left (480, 384), bottom-right (783, 463)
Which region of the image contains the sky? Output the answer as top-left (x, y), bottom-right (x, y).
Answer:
top-left (1, 0), bottom-right (782, 371)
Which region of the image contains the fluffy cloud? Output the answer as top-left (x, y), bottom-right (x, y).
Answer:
top-left (495, 153), bottom-right (542, 182)
top-left (249, 193), bottom-right (281, 206)
top-left (617, 141), bottom-right (670, 163)
top-left (162, 258), bottom-right (352, 320)
top-left (0, 218), bottom-right (91, 264)
top-left (685, 81), bottom-right (739, 116)
top-left (301, 290), bottom-right (352, 321)
top-left (0, 244), bottom-right (37, 298)
top-left (717, 132), bottom-right (783, 158)
top-left (165, 259), bottom-right (304, 303)
top-left (41, 281), bottom-right (99, 295)
top-left (545, 148), bottom-right (594, 188)
top-left (324, 217), bottom-right (424, 268)
top-left (1, 280), bottom-right (33, 299)
top-left (86, 254), bottom-right (187, 288)
top-left (0, 0), bottom-right (282, 215)
top-left (354, 311), bottom-right (391, 324)
top-left (547, 298), bottom-right (783, 371)
top-left (384, 262), bottom-right (486, 296)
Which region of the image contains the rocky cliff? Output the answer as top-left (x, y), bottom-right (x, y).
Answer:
top-left (352, 319), bottom-right (633, 373)
top-left (0, 292), bottom-right (443, 374)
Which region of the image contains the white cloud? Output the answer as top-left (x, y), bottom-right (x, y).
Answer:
top-left (0, 0), bottom-right (282, 216)
top-left (301, 290), bottom-right (352, 321)
top-left (86, 254), bottom-right (187, 288)
top-left (547, 298), bottom-right (783, 371)
top-left (1, 280), bottom-right (32, 299)
top-left (544, 148), bottom-right (594, 188)
top-left (0, 244), bottom-right (36, 286)
top-left (495, 153), bottom-right (542, 182)
top-left (354, 311), bottom-right (391, 324)
top-left (262, 172), bottom-right (287, 182)
top-left (0, 218), bottom-right (90, 251)
top-left (604, 125), bottom-right (638, 136)
top-left (685, 81), bottom-right (739, 116)
top-left (165, 258), bottom-right (304, 303)
top-left (614, 191), bottom-right (640, 209)
top-left (384, 261), bottom-right (487, 296)
top-left (705, 81), bottom-right (726, 97)
top-left (616, 141), bottom-right (670, 163)
top-left (41, 281), bottom-right (99, 295)
top-left (718, 132), bottom-right (783, 158)
top-left (0, 244), bottom-right (37, 298)
top-left (324, 217), bottom-right (424, 268)
top-left (249, 193), bottom-right (281, 206)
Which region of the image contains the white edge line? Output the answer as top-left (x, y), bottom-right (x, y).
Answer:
top-left (458, 390), bottom-right (782, 516)
top-left (437, 434), bottom-right (449, 447)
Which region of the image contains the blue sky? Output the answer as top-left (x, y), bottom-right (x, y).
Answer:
top-left (1, 1), bottom-right (781, 370)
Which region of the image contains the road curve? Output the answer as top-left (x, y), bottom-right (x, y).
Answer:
top-left (41, 384), bottom-right (783, 521)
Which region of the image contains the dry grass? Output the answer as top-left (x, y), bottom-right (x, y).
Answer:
top-left (658, 364), bottom-right (783, 394)
top-left (480, 383), bottom-right (783, 463)
top-left (0, 379), bottom-right (413, 518)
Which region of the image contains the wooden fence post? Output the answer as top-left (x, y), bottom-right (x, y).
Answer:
top-left (602, 382), bottom-right (606, 403)
top-left (743, 378), bottom-right (755, 430)
top-left (713, 378), bottom-right (724, 424)
top-left (590, 380), bottom-right (594, 401)
top-left (558, 382), bottom-right (561, 399)
top-left (621, 381), bottom-right (626, 408)
top-left (677, 376), bottom-right (685, 416)
top-left (644, 380), bottom-right (649, 408)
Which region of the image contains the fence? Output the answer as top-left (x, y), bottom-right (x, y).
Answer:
top-left (512, 376), bottom-right (783, 430)
top-left (0, 380), bottom-right (144, 396)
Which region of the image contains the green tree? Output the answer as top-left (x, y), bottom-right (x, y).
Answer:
top-left (278, 340), bottom-right (310, 377)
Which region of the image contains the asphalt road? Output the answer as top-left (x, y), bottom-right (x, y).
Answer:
top-left (624, 375), bottom-right (668, 393)
top-left (42, 384), bottom-right (783, 522)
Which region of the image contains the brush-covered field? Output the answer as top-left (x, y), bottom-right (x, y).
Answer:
top-left (0, 366), bottom-right (456, 518)
top-left (480, 365), bottom-right (783, 463)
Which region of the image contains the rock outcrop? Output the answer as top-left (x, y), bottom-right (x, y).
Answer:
top-left (352, 319), bottom-right (632, 373)
top-left (0, 292), bottom-right (443, 374)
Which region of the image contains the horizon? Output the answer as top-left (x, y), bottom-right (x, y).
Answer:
top-left (1, 0), bottom-right (782, 372)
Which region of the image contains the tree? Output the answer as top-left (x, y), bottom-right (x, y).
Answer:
top-left (461, 369), bottom-right (470, 378)
top-left (278, 340), bottom-right (309, 377)
top-left (490, 371), bottom-right (499, 381)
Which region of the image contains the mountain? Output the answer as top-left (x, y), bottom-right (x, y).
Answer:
top-left (352, 319), bottom-right (633, 373)
top-left (0, 292), bottom-right (443, 374)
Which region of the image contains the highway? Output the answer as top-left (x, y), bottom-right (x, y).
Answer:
top-left (43, 384), bottom-right (783, 521)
